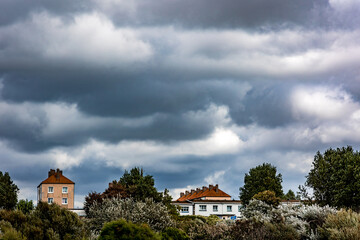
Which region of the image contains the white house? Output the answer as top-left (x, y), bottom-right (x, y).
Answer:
top-left (172, 184), bottom-right (242, 220)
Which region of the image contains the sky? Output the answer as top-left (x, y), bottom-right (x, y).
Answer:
top-left (1, 0), bottom-right (360, 208)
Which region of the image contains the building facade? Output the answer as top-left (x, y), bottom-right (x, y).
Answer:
top-left (37, 169), bottom-right (75, 209)
top-left (172, 184), bottom-right (242, 219)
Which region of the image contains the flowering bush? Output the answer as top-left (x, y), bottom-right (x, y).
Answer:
top-left (86, 197), bottom-right (174, 233)
top-left (239, 200), bottom-right (337, 239)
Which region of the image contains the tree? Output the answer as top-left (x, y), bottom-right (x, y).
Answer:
top-left (17, 199), bottom-right (34, 214)
top-left (305, 146), bottom-right (360, 209)
top-left (0, 171), bottom-right (19, 210)
top-left (239, 163), bottom-right (283, 205)
top-left (252, 190), bottom-right (281, 207)
top-left (118, 167), bottom-right (162, 202)
top-left (283, 190), bottom-right (299, 200)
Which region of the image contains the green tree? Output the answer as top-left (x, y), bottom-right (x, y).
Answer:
top-left (17, 199), bottom-right (34, 214)
top-left (0, 171), bottom-right (19, 210)
top-left (239, 163), bottom-right (283, 205)
top-left (118, 167), bottom-right (162, 202)
top-left (284, 190), bottom-right (298, 200)
top-left (305, 146), bottom-right (360, 209)
top-left (98, 219), bottom-right (160, 240)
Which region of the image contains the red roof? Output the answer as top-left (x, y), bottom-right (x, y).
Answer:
top-left (40, 169), bottom-right (74, 185)
top-left (176, 184), bottom-right (231, 201)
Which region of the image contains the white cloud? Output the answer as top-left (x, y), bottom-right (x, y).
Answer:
top-left (291, 86), bottom-right (359, 122)
top-left (0, 12), bottom-right (153, 68)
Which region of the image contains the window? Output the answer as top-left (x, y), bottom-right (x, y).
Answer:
top-left (62, 198), bottom-right (68, 204)
top-left (213, 205), bottom-right (218, 212)
top-left (48, 186), bottom-right (54, 193)
top-left (48, 198), bottom-right (53, 204)
top-left (238, 206), bottom-right (242, 212)
top-left (227, 206), bottom-right (232, 212)
top-left (181, 207), bottom-right (189, 213)
top-left (62, 187), bottom-right (68, 193)
top-left (199, 205), bottom-right (207, 211)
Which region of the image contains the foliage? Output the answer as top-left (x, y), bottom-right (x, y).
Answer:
top-left (239, 199), bottom-right (337, 239)
top-left (241, 200), bottom-right (273, 221)
top-left (0, 220), bottom-right (26, 240)
top-left (98, 219), bottom-right (160, 240)
top-left (321, 209), bottom-right (360, 240)
top-left (239, 163), bottom-right (283, 205)
top-left (0, 202), bottom-right (86, 240)
top-left (284, 190), bottom-right (299, 200)
top-left (0, 172), bottom-right (19, 210)
top-left (186, 221), bottom-right (231, 240)
top-left (17, 199), bottom-right (34, 214)
top-left (306, 146), bottom-right (360, 209)
top-left (118, 167), bottom-right (162, 202)
top-left (86, 197), bottom-right (174, 233)
top-left (84, 167), bottom-right (176, 215)
top-left (161, 227), bottom-right (189, 240)
top-left (252, 190), bottom-right (281, 207)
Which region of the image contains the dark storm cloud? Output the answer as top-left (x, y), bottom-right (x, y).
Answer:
top-left (135, 0), bottom-right (329, 28)
top-left (0, 0), bottom-right (333, 29)
top-left (0, 0), bottom-right (89, 26)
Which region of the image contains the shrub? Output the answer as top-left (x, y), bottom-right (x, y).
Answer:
top-left (86, 197), bottom-right (174, 233)
top-left (98, 219), bottom-right (160, 240)
top-left (0, 220), bottom-right (26, 240)
top-left (321, 209), bottom-right (360, 240)
top-left (252, 190), bottom-right (281, 207)
top-left (161, 227), bottom-right (189, 240)
top-left (0, 202), bottom-right (86, 240)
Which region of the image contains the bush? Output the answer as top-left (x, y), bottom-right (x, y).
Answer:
top-left (321, 209), bottom-right (360, 240)
top-left (161, 227), bottom-right (189, 240)
top-left (252, 190), bottom-right (281, 207)
top-left (86, 197), bottom-right (174, 233)
top-left (98, 219), bottom-right (160, 240)
top-left (0, 202), bottom-right (86, 240)
top-left (0, 220), bottom-right (26, 240)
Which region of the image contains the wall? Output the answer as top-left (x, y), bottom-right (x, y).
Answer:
top-left (194, 202), bottom-right (242, 217)
top-left (39, 183), bottom-right (75, 209)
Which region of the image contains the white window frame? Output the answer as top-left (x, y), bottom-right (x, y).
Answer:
top-left (181, 206), bottom-right (189, 213)
top-left (227, 205), bottom-right (232, 212)
top-left (199, 205), bottom-right (207, 211)
top-left (62, 187), bottom-right (68, 193)
top-left (213, 205), bottom-right (218, 212)
top-left (48, 198), bottom-right (53, 204)
top-left (62, 198), bottom-right (68, 205)
top-left (238, 206), bottom-right (242, 212)
top-left (48, 186), bottom-right (54, 193)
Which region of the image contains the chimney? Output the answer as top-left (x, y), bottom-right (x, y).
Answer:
top-left (109, 182), bottom-right (114, 188)
top-left (180, 192), bottom-right (184, 197)
top-left (185, 190), bottom-right (189, 195)
top-left (48, 169), bottom-right (55, 177)
top-left (209, 184), bottom-right (214, 190)
top-left (56, 168), bottom-right (62, 179)
top-left (202, 186), bottom-right (208, 191)
top-left (196, 188), bottom-right (200, 193)
top-left (215, 184), bottom-right (219, 192)
top-left (191, 189), bottom-right (195, 194)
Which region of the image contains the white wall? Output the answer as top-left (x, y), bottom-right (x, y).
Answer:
top-left (193, 202), bottom-right (242, 217)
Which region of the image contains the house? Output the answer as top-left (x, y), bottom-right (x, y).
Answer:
top-left (172, 184), bottom-right (242, 220)
top-left (281, 199), bottom-right (302, 206)
top-left (37, 169), bottom-right (75, 209)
